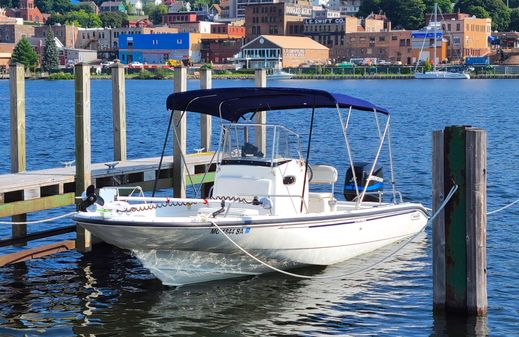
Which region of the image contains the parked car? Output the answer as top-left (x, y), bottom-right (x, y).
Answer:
top-left (128, 61), bottom-right (143, 69)
top-left (100, 61), bottom-right (114, 68)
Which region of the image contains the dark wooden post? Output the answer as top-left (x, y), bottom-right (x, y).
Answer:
top-left (9, 63), bottom-right (27, 243)
top-left (111, 61), bottom-right (127, 161)
top-left (432, 126), bottom-right (487, 316)
top-left (173, 66), bottom-right (187, 198)
top-left (75, 64), bottom-right (92, 253)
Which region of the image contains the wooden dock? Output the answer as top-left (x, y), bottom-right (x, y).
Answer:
top-left (0, 153), bottom-right (215, 218)
top-left (1, 62), bottom-right (226, 262)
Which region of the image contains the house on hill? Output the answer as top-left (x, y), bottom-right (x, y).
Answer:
top-left (99, 1), bottom-right (126, 13)
top-left (6, 0), bottom-right (46, 24)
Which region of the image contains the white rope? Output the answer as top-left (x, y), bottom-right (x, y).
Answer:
top-left (209, 184), bottom-right (458, 280)
top-left (0, 211), bottom-right (76, 225)
top-left (487, 198), bottom-right (519, 215)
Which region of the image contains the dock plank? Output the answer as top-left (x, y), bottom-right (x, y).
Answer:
top-left (0, 153), bottom-right (214, 194)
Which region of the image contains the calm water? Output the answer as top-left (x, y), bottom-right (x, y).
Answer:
top-left (0, 79), bottom-right (518, 336)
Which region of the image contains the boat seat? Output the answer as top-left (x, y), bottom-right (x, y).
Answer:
top-left (309, 165), bottom-right (338, 185)
top-left (308, 192), bottom-right (336, 213)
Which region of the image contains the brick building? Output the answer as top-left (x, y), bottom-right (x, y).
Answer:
top-left (236, 34), bottom-right (328, 68)
top-left (35, 25), bottom-right (78, 48)
top-left (210, 23), bottom-right (245, 38)
top-left (427, 12), bottom-right (491, 61)
top-left (244, 2), bottom-right (312, 42)
top-left (0, 24), bottom-right (35, 44)
top-left (6, 0), bottom-right (46, 24)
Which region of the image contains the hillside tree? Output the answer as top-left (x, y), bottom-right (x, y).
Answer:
top-left (510, 8), bottom-right (519, 31)
top-left (455, 0), bottom-right (510, 31)
top-left (42, 27), bottom-right (59, 73)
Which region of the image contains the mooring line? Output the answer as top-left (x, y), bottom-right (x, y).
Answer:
top-left (209, 184), bottom-right (458, 280)
top-left (0, 212), bottom-right (76, 225)
top-left (487, 198), bottom-right (519, 215)
top-left (425, 196), bottom-right (519, 216)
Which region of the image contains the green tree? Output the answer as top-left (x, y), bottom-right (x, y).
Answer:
top-left (143, 2), bottom-right (156, 16)
top-left (510, 8), bottom-right (519, 30)
top-left (0, 0), bottom-right (20, 8)
top-left (455, 0), bottom-right (510, 31)
top-left (357, 0), bottom-right (383, 18)
top-left (48, 10), bottom-right (102, 28)
top-left (149, 4), bottom-right (167, 25)
top-left (424, 0), bottom-right (452, 15)
top-left (509, 0), bottom-right (519, 8)
top-left (100, 11), bottom-right (127, 28)
top-left (11, 37), bottom-right (39, 71)
top-left (466, 5), bottom-right (490, 19)
top-left (42, 27), bottom-right (59, 73)
top-left (76, 2), bottom-right (95, 13)
top-left (384, 0), bottom-right (426, 29)
top-left (36, 0), bottom-right (73, 13)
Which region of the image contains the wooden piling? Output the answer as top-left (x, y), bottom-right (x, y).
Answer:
top-left (173, 66), bottom-right (187, 198)
top-left (111, 61), bottom-right (127, 161)
top-left (254, 69), bottom-right (266, 153)
top-left (74, 64), bottom-right (92, 253)
top-left (432, 126), bottom-right (487, 316)
top-left (465, 129), bottom-right (487, 316)
top-left (9, 63), bottom-right (27, 242)
top-left (199, 68), bottom-right (212, 152)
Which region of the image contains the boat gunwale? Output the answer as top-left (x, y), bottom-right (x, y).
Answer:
top-left (73, 203), bottom-right (428, 229)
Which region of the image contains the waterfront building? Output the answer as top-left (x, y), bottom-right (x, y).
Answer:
top-left (162, 12), bottom-right (214, 34)
top-left (118, 32), bottom-right (192, 64)
top-left (340, 30), bottom-right (413, 64)
top-left (234, 0), bottom-right (311, 19)
top-left (427, 12), bottom-right (491, 62)
top-left (244, 2), bottom-right (312, 42)
top-left (200, 36), bottom-right (243, 63)
top-left (210, 23), bottom-right (246, 38)
top-left (234, 34), bottom-right (328, 68)
top-left (35, 25), bottom-right (78, 48)
top-left (0, 43), bottom-right (14, 69)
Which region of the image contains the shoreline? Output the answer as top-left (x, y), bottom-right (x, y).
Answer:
top-left (1, 73), bottom-right (518, 80)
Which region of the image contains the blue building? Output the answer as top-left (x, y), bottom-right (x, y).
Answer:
top-left (118, 33), bottom-right (192, 64)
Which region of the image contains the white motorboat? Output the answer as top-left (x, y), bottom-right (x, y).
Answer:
top-left (267, 69), bottom-right (293, 80)
top-left (73, 87), bottom-right (428, 286)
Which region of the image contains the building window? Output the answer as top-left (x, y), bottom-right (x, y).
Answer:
top-left (392, 35), bottom-right (397, 40)
top-left (177, 39), bottom-right (182, 44)
top-left (456, 23), bottom-right (460, 31)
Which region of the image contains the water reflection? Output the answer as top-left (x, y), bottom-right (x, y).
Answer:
top-left (432, 313), bottom-right (488, 337)
top-left (69, 236), bottom-right (439, 336)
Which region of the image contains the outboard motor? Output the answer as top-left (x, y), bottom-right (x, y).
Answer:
top-left (344, 162), bottom-right (383, 202)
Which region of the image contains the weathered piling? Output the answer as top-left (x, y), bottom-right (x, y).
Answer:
top-left (432, 126), bottom-right (487, 316)
top-left (200, 68), bottom-right (212, 152)
top-left (74, 64), bottom-right (92, 253)
top-left (255, 69), bottom-right (266, 153)
top-left (9, 63), bottom-right (27, 242)
top-left (111, 61), bottom-right (127, 161)
top-left (173, 66), bottom-right (187, 198)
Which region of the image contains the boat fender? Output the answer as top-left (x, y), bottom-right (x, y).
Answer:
top-left (259, 197), bottom-right (272, 210)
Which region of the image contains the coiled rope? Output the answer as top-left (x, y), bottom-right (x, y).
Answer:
top-left (208, 184), bottom-right (458, 280)
top-left (0, 211), bottom-right (76, 225)
top-left (117, 200), bottom-right (207, 213)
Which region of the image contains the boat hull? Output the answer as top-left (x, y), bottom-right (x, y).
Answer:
top-left (414, 71), bottom-right (470, 79)
top-left (75, 204), bottom-right (428, 286)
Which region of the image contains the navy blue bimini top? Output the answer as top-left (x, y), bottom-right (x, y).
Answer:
top-left (166, 87), bottom-right (388, 122)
